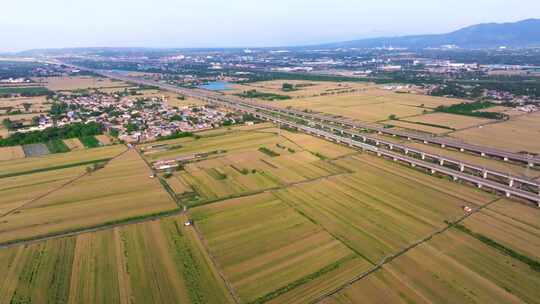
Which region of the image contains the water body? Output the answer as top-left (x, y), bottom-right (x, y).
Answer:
top-left (198, 81), bottom-right (232, 91)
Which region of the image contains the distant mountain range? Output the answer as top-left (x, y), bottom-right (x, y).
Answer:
top-left (314, 19), bottom-right (540, 49)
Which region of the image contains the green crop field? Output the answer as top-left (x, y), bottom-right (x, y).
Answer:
top-left (79, 136), bottom-right (101, 148)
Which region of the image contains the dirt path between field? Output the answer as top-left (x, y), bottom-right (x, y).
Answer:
top-left (0, 147), bottom-right (129, 219)
top-left (310, 197), bottom-right (502, 303)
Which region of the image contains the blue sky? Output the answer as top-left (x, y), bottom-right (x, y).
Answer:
top-left (1, 0), bottom-right (538, 51)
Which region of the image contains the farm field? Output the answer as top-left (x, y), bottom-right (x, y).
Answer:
top-left (386, 120), bottom-right (450, 134)
top-left (398, 112), bottom-right (494, 130)
top-left (95, 134), bottom-right (112, 145)
top-left (247, 85), bottom-right (464, 122)
top-left (0, 144), bottom-right (125, 178)
top-left (0, 146), bottom-right (25, 161)
top-left (268, 94), bottom-right (427, 122)
top-left (450, 111), bottom-right (540, 154)
top-left (190, 192), bottom-right (372, 303)
top-left (0, 166), bottom-right (85, 215)
top-left (149, 126), bottom-right (351, 205)
top-left (227, 80), bottom-right (371, 99)
top-left (177, 150), bottom-right (347, 204)
top-left (0, 215), bottom-right (234, 304)
top-left (32, 76), bottom-right (131, 91)
top-left (0, 96), bottom-right (50, 114)
top-left (324, 229), bottom-right (540, 304)
top-left (274, 154), bottom-right (492, 263)
top-left (63, 138), bottom-right (85, 151)
top-left (461, 198), bottom-right (540, 260)
top-left (142, 125), bottom-right (310, 163)
top-left (0, 149), bottom-right (178, 244)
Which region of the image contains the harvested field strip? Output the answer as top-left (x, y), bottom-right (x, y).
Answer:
top-left (190, 193), bottom-right (364, 303)
top-left (63, 138), bottom-right (84, 151)
top-left (0, 146), bottom-right (25, 161)
top-left (0, 145), bottom-right (126, 177)
top-left (0, 158), bottom-right (112, 179)
top-left (95, 134), bottom-right (112, 145)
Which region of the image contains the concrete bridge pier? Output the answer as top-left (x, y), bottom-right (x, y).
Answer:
top-left (477, 184), bottom-right (483, 189)
top-left (411, 163), bottom-right (416, 168)
top-left (453, 176), bottom-right (458, 181)
top-left (460, 164), bottom-right (465, 172)
top-left (506, 192), bottom-right (511, 198)
top-left (404, 149), bottom-right (409, 155)
top-left (504, 157), bottom-right (509, 162)
top-left (439, 159), bottom-right (445, 166)
top-left (509, 179), bottom-right (514, 187)
top-left (441, 144), bottom-right (446, 148)
top-left (389, 144), bottom-right (394, 150)
top-left (483, 171), bottom-right (488, 179)
top-left (421, 153), bottom-right (426, 160)
top-left (460, 148), bottom-right (465, 152)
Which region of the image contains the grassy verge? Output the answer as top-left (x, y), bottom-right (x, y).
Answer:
top-left (249, 255), bottom-right (357, 304)
top-left (454, 223), bottom-right (540, 273)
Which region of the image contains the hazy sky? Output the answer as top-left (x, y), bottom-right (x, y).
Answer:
top-left (1, 0), bottom-right (538, 51)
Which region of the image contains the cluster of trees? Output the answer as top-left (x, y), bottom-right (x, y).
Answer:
top-left (235, 90), bottom-right (291, 101)
top-left (281, 83), bottom-right (296, 91)
top-left (0, 122), bottom-right (103, 147)
top-left (435, 101), bottom-right (506, 120)
top-left (0, 87), bottom-right (52, 98)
